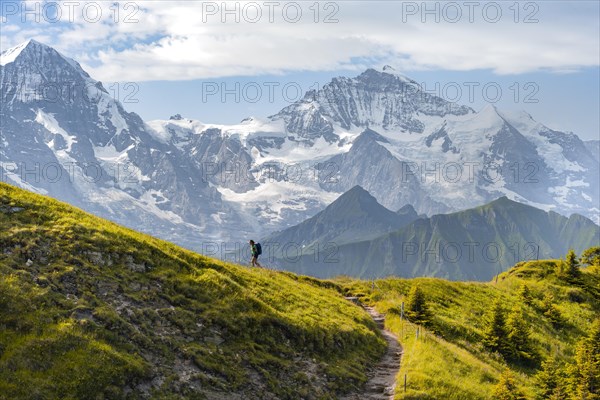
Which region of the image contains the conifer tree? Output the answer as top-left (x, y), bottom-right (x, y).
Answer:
top-left (571, 319), bottom-right (600, 399)
top-left (483, 299), bottom-right (510, 358)
top-left (493, 369), bottom-right (527, 400)
top-left (542, 293), bottom-right (563, 328)
top-left (405, 284), bottom-right (432, 326)
top-left (547, 387), bottom-right (569, 400)
top-left (581, 247), bottom-right (600, 270)
top-left (559, 249), bottom-right (581, 282)
top-left (506, 303), bottom-right (534, 363)
top-left (536, 356), bottom-right (568, 400)
top-left (518, 284), bottom-right (533, 306)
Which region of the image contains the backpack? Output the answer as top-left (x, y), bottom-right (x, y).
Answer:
top-left (255, 243), bottom-right (262, 256)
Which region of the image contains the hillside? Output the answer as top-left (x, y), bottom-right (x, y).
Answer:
top-left (0, 182), bottom-right (386, 399)
top-left (340, 257), bottom-right (600, 399)
top-left (267, 195), bottom-right (599, 280)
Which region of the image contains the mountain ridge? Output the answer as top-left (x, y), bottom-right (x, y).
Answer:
top-left (264, 189), bottom-right (600, 280)
top-left (1, 39), bottom-right (598, 255)
top-left (263, 184), bottom-right (420, 251)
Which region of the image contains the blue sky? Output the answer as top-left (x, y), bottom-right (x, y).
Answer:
top-left (1, 1), bottom-right (599, 140)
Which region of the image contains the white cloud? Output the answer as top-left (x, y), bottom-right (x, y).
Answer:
top-left (0, 24), bottom-right (20, 32)
top-left (2, 1), bottom-right (599, 81)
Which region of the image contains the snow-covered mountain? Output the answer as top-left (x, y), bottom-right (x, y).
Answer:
top-left (1, 40), bottom-right (598, 253)
top-left (586, 140), bottom-right (600, 163)
top-left (270, 66), bottom-right (473, 143)
top-left (0, 39), bottom-right (244, 248)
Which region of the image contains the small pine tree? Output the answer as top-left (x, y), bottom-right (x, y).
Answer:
top-left (558, 249), bottom-right (581, 282)
top-left (493, 369), bottom-right (527, 400)
top-left (547, 387), bottom-right (569, 400)
top-left (483, 299), bottom-right (511, 358)
top-left (571, 319), bottom-right (600, 399)
top-left (536, 356), bottom-right (568, 400)
top-left (542, 293), bottom-right (563, 329)
top-left (405, 284), bottom-right (432, 326)
top-left (518, 284), bottom-right (533, 306)
top-left (581, 246), bottom-right (600, 268)
top-left (506, 303), bottom-right (534, 363)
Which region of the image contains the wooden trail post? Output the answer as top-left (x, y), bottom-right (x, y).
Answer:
top-left (401, 301), bottom-right (404, 337)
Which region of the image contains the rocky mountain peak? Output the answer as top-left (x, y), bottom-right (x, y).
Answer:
top-left (271, 66), bottom-right (474, 140)
top-left (1, 39), bottom-right (91, 79)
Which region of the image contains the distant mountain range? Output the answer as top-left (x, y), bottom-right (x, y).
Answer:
top-left (263, 185), bottom-right (420, 249)
top-left (1, 39), bottom-right (598, 255)
top-left (263, 187), bottom-right (600, 280)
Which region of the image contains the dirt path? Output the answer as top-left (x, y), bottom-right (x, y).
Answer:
top-left (341, 299), bottom-right (402, 400)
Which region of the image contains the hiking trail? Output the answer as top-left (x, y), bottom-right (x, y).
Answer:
top-left (341, 297), bottom-right (403, 400)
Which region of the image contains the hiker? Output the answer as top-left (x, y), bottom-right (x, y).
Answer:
top-left (249, 240), bottom-right (262, 268)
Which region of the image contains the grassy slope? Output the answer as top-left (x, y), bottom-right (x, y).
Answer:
top-left (0, 182), bottom-right (386, 400)
top-left (341, 261), bottom-right (600, 399)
